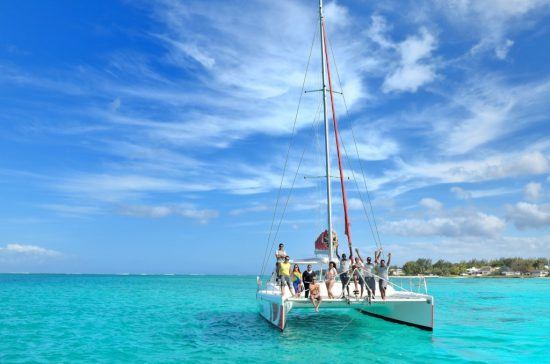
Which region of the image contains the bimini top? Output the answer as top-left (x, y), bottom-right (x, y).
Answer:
top-left (290, 256), bottom-right (332, 265)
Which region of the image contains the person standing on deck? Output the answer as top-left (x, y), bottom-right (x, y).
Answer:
top-left (274, 243), bottom-right (287, 282)
top-left (336, 248), bottom-right (352, 298)
top-left (325, 261), bottom-right (338, 299)
top-left (352, 256), bottom-right (365, 298)
top-left (291, 264), bottom-right (303, 298)
top-left (356, 248), bottom-right (376, 300)
top-left (302, 265), bottom-right (315, 298)
top-left (375, 250), bottom-right (392, 300)
top-left (279, 256), bottom-right (294, 295)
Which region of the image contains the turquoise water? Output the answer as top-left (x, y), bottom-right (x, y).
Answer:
top-left (1, 275), bottom-right (548, 363)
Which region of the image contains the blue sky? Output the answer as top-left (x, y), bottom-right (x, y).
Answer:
top-left (1, 0), bottom-right (549, 274)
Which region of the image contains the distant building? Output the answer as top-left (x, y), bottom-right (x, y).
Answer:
top-left (501, 269), bottom-right (521, 277)
top-left (466, 267), bottom-right (480, 275)
top-left (479, 266), bottom-right (493, 276)
top-left (390, 268), bottom-right (404, 276)
top-left (529, 270), bottom-right (549, 277)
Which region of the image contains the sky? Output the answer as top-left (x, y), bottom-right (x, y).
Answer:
top-left (0, 0), bottom-right (549, 274)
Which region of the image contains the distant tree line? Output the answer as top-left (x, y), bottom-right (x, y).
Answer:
top-left (399, 257), bottom-right (548, 276)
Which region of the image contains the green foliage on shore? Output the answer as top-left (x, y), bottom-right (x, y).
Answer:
top-left (400, 257), bottom-right (548, 276)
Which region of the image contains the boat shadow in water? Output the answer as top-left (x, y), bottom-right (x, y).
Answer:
top-left (191, 311), bottom-right (279, 342)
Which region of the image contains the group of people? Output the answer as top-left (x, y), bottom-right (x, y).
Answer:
top-left (275, 243), bottom-right (393, 311)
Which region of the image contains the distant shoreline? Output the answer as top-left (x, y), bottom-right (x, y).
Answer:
top-left (393, 275), bottom-right (548, 279)
top-left (1, 272), bottom-right (548, 278)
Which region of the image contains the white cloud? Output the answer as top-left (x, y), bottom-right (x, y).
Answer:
top-left (495, 39), bottom-right (514, 60)
top-left (381, 235), bottom-right (550, 263)
top-left (432, 0), bottom-right (550, 60)
top-left (451, 186), bottom-right (472, 200)
top-left (229, 203), bottom-right (268, 216)
top-left (324, 1), bottom-right (350, 28)
top-left (383, 211), bottom-right (505, 238)
top-left (348, 197), bottom-right (364, 210)
top-left (341, 128), bottom-right (399, 160)
top-left (382, 28), bottom-right (437, 93)
top-left (506, 202), bottom-right (550, 230)
top-left (59, 173), bottom-right (214, 201)
top-left (118, 204), bottom-right (218, 223)
top-left (524, 182), bottom-right (542, 201)
top-left (419, 198), bottom-right (442, 210)
top-left (42, 204), bottom-right (101, 217)
top-left (450, 186), bottom-right (520, 200)
top-left (0, 244), bottom-right (61, 257)
top-left (366, 15), bottom-right (394, 49)
top-left (396, 150), bottom-right (550, 188)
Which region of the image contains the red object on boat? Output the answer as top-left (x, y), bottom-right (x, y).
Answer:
top-left (314, 230), bottom-right (338, 254)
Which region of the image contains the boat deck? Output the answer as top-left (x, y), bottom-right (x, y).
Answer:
top-left (263, 280), bottom-right (430, 301)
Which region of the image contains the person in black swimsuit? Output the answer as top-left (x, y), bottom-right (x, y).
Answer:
top-left (302, 264), bottom-right (316, 298)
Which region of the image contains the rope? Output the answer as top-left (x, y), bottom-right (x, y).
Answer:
top-left (259, 29), bottom-right (317, 277)
top-left (334, 317), bottom-right (355, 336)
top-left (260, 100), bottom-right (324, 278)
top-left (326, 30), bottom-right (383, 250)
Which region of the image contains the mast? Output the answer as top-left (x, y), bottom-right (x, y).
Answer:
top-left (322, 19), bottom-right (353, 253)
top-left (319, 0), bottom-right (334, 263)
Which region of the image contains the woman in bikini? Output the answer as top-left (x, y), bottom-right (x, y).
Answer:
top-left (325, 261), bottom-right (338, 299)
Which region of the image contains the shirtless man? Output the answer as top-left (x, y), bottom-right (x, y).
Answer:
top-left (309, 276), bottom-right (322, 312)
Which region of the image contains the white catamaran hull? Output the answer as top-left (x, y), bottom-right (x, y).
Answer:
top-left (257, 285), bottom-right (434, 331)
top-left (257, 291), bottom-right (291, 330)
top-left (359, 296), bottom-right (434, 330)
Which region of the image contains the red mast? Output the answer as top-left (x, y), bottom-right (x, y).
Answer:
top-left (321, 21), bottom-right (353, 252)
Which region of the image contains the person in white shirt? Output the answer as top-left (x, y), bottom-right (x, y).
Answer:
top-left (356, 248), bottom-right (376, 300)
top-left (336, 248), bottom-right (352, 298)
top-left (352, 256), bottom-right (365, 298)
top-left (375, 250), bottom-right (392, 300)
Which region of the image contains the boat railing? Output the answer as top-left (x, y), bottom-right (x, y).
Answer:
top-left (344, 268), bottom-right (429, 297)
top-left (258, 266), bottom-right (430, 298)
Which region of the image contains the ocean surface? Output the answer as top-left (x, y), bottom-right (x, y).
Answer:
top-left (1, 275), bottom-right (548, 363)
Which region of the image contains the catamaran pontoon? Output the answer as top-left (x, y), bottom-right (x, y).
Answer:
top-left (256, 0), bottom-right (435, 331)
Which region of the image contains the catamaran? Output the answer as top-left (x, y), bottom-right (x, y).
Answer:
top-left (256, 0), bottom-right (435, 331)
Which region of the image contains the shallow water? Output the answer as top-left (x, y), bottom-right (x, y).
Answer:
top-left (1, 275), bottom-right (548, 363)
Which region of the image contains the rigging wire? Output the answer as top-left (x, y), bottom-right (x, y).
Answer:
top-left (260, 100), bottom-right (324, 278)
top-left (326, 30), bottom-right (383, 251)
top-left (259, 29), bottom-right (317, 277)
top-left (310, 94), bottom-right (325, 233)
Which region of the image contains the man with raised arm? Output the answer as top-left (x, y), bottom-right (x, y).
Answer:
top-left (336, 246), bottom-right (352, 298)
top-left (375, 250), bottom-right (392, 300)
top-left (355, 248), bottom-right (376, 301)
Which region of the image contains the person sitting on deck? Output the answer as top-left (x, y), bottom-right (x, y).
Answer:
top-left (309, 276), bottom-right (322, 312)
top-left (274, 243), bottom-right (287, 282)
top-left (356, 248), bottom-right (376, 300)
top-left (291, 264), bottom-right (303, 298)
top-left (375, 250), bottom-right (392, 300)
top-left (336, 248), bottom-right (352, 298)
top-left (302, 264), bottom-right (315, 298)
top-left (279, 256), bottom-right (294, 295)
top-left (325, 261), bottom-right (338, 299)
top-left (352, 256), bottom-right (365, 298)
